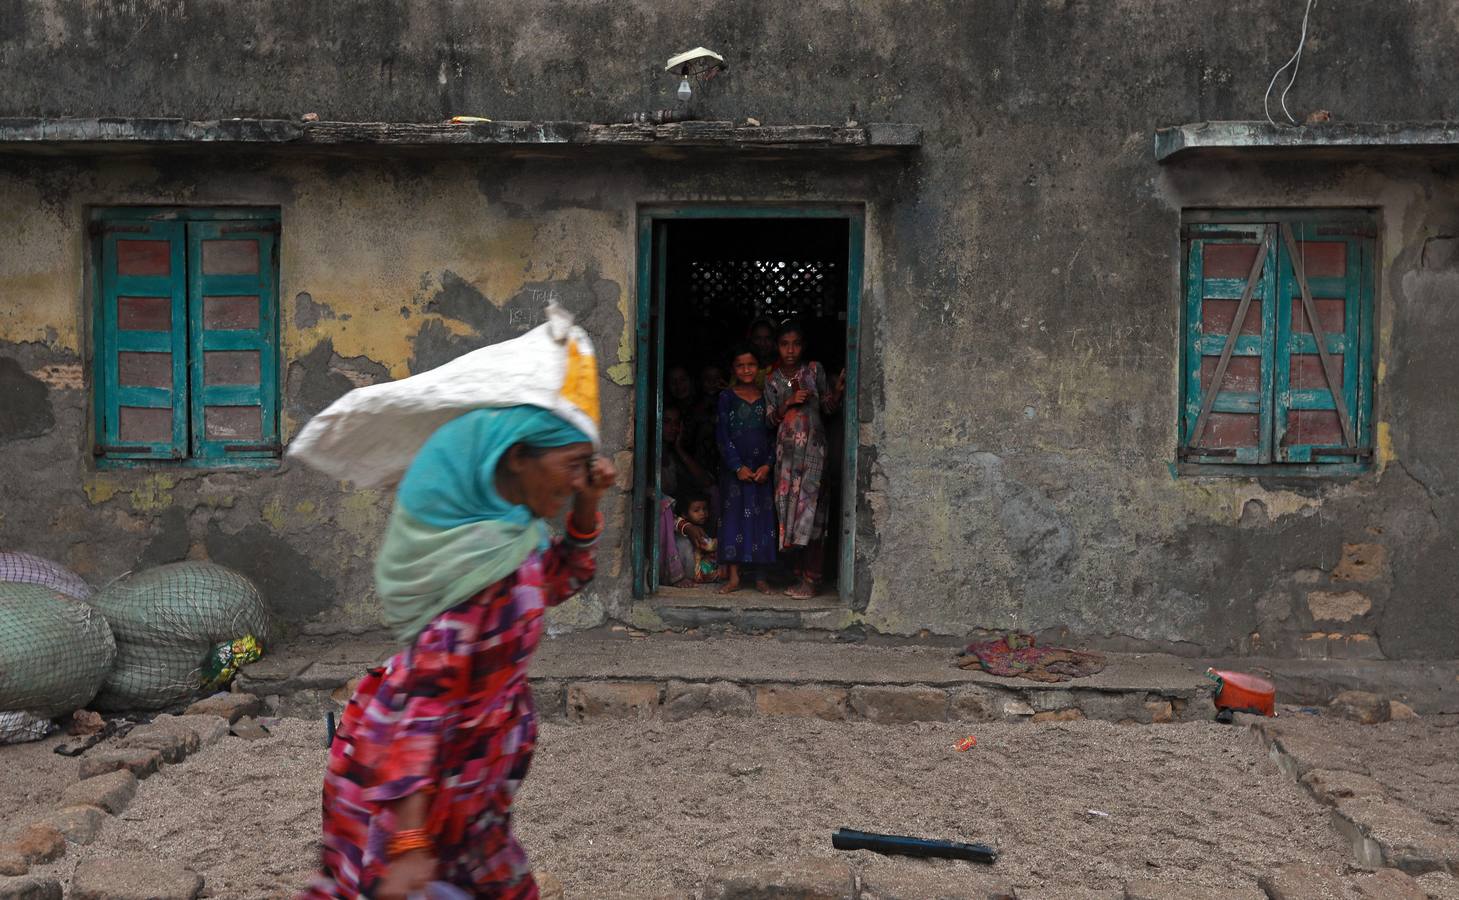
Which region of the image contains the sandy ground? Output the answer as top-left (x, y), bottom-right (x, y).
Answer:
top-left (5, 715), bottom-right (1368, 899)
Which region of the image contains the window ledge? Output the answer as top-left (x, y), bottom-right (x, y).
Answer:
top-left (1172, 461), bottom-right (1370, 480)
top-left (1155, 120), bottom-right (1459, 163)
top-left (0, 117), bottom-right (922, 160)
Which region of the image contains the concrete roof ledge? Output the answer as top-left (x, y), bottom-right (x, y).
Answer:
top-left (0, 116), bottom-right (921, 158)
top-left (1155, 120), bottom-right (1459, 162)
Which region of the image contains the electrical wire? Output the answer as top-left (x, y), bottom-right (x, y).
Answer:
top-left (1264, 0), bottom-right (1316, 127)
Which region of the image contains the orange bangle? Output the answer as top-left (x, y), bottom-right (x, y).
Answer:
top-left (387, 828), bottom-right (434, 858)
top-left (567, 512), bottom-right (604, 541)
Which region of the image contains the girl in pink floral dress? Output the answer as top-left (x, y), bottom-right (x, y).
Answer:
top-left (764, 322), bottom-right (846, 598)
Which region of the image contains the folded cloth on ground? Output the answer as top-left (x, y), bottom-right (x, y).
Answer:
top-left (958, 633), bottom-right (1106, 683)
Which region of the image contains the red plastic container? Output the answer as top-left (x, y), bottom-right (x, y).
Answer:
top-left (1207, 668), bottom-right (1276, 717)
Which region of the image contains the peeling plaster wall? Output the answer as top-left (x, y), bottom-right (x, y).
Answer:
top-left (3, 0), bottom-right (1459, 657)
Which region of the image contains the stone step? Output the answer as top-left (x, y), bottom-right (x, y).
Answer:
top-left (237, 631), bottom-right (1459, 724)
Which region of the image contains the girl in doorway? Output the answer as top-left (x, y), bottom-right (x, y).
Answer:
top-left (764, 321), bottom-right (846, 599)
top-left (715, 346), bottom-right (777, 594)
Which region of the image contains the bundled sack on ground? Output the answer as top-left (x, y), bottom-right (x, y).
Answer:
top-left (0, 582), bottom-right (116, 742)
top-left (0, 550), bottom-right (94, 600)
top-left (91, 561), bottom-right (272, 711)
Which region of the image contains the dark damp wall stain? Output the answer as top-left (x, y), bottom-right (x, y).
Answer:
top-left (138, 506), bottom-right (190, 568)
top-left (285, 338), bottom-right (389, 423)
top-left (205, 521), bottom-right (337, 620)
top-left (409, 269), bottom-right (624, 375)
top-left (0, 356), bottom-right (55, 442)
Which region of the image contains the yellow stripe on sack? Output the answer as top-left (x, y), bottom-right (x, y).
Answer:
top-left (562, 339), bottom-right (601, 427)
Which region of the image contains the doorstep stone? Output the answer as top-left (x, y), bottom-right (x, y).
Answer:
top-left (703, 857), bottom-right (855, 900)
top-left (530, 680), bottom-right (565, 722)
top-left (70, 858), bottom-right (204, 900)
top-left (848, 685), bottom-right (949, 723)
top-left (78, 749), bottom-right (162, 781)
top-left (1329, 690), bottom-right (1391, 725)
top-left (61, 769), bottom-right (137, 815)
top-left (0, 875), bottom-right (61, 900)
top-left (754, 685), bottom-right (849, 721)
top-left (566, 682), bottom-right (661, 722)
top-left (948, 686), bottom-right (1004, 722)
top-left (41, 806), bottom-right (107, 844)
top-left (663, 681), bottom-right (755, 721)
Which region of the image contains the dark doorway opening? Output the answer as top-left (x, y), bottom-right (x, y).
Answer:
top-left (634, 211), bottom-right (861, 606)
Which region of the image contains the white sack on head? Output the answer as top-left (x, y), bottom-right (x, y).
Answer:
top-left (287, 302), bottom-right (602, 487)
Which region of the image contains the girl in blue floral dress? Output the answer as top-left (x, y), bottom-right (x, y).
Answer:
top-left (715, 346), bottom-right (777, 593)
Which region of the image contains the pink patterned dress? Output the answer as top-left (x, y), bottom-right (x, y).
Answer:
top-left (299, 537), bottom-right (595, 899)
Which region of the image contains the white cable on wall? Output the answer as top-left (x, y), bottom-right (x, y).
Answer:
top-left (1264, 0), bottom-right (1317, 127)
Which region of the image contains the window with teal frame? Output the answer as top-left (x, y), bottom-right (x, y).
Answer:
top-left (1180, 210), bottom-right (1375, 475)
top-left (92, 208), bottom-right (280, 466)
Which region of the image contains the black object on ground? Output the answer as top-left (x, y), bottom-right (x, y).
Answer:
top-left (325, 711), bottom-right (336, 747)
top-left (831, 827), bottom-right (998, 864)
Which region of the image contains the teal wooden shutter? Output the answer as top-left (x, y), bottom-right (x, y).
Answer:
top-left (97, 220), bottom-right (188, 459)
top-left (1273, 223), bottom-right (1371, 463)
top-left (187, 220), bottom-right (279, 459)
top-left (1182, 224), bottom-right (1277, 464)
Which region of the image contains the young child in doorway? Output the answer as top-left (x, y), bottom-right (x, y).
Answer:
top-left (673, 492), bottom-right (720, 585)
top-left (715, 345), bottom-right (778, 594)
top-left (764, 321), bottom-right (846, 599)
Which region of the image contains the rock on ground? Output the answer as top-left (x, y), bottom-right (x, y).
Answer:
top-left (1259, 862), bottom-right (1428, 899)
top-left (183, 693), bottom-right (262, 725)
top-left (704, 857), bottom-right (856, 899)
top-left (0, 875), bottom-right (61, 900)
top-left (6, 826), bottom-right (63, 865)
top-left (78, 750), bottom-right (162, 781)
top-left (70, 858), bottom-right (203, 900)
top-left (61, 769), bottom-right (137, 815)
top-left (40, 806), bottom-right (106, 845)
top-left (0, 850), bottom-right (26, 876)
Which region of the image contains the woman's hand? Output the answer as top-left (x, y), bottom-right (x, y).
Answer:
top-left (737, 466), bottom-right (755, 482)
top-left (373, 849), bottom-right (437, 900)
top-left (835, 369), bottom-right (848, 396)
top-left (572, 455), bottom-right (617, 530)
top-left (753, 465), bottom-right (771, 484)
top-left (789, 388), bottom-right (810, 407)
top-left (582, 455), bottom-right (617, 501)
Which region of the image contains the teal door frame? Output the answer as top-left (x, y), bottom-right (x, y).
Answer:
top-left (632, 204), bottom-right (867, 603)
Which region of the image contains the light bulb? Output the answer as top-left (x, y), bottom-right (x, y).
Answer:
top-left (677, 77), bottom-right (692, 101)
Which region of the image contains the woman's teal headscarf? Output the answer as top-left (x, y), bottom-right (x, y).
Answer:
top-left (374, 405), bottom-right (591, 644)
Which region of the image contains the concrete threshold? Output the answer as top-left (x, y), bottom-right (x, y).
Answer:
top-left (235, 631), bottom-right (1459, 724)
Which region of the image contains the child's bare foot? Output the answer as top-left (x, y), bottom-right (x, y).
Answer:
top-left (718, 574), bottom-right (741, 594)
top-left (755, 579), bottom-right (772, 594)
top-left (785, 580), bottom-right (818, 599)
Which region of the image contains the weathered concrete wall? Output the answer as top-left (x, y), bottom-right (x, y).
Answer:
top-left (2, 0), bottom-right (1458, 657)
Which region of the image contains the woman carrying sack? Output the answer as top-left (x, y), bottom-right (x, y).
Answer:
top-left (291, 307), bottom-right (610, 899)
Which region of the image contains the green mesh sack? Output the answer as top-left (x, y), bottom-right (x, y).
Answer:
top-left (0, 583), bottom-right (116, 719)
top-left (91, 562), bottom-right (273, 711)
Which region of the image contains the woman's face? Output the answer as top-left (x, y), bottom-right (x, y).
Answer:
top-left (731, 352), bottom-right (759, 385)
top-left (699, 366), bottom-right (725, 395)
top-left (506, 442), bottom-right (594, 519)
top-left (750, 326), bottom-right (776, 364)
top-left (777, 331), bottom-right (804, 367)
top-left (662, 407), bottom-right (683, 444)
top-left (667, 367), bottom-right (693, 402)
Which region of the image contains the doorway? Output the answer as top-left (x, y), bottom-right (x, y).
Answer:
top-left (632, 206), bottom-right (865, 605)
